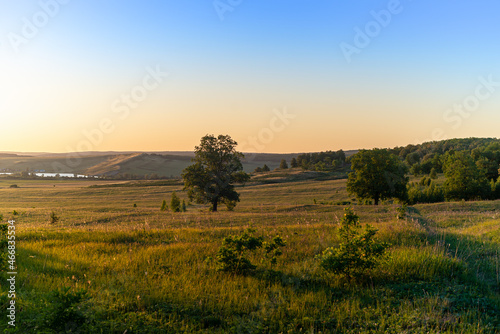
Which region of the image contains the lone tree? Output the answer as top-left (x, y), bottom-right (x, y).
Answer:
top-left (182, 134), bottom-right (250, 212)
top-left (347, 149), bottom-right (408, 205)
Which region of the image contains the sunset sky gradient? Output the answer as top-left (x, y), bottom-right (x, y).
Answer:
top-left (1, 0), bottom-right (499, 153)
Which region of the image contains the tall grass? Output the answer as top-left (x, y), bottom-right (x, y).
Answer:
top-left (0, 178), bottom-right (499, 332)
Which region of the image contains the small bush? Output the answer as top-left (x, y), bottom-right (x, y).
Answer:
top-left (216, 229), bottom-right (287, 274)
top-left (181, 200), bottom-right (187, 212)
top-left (44, 287), bottom-right (88, 332)
top-left (50, 211), bottom-right (59, 224)
top-left (12, 210), bottom-right (18, 216)
top-left (9, 184), bottom-right (18, 188)
top-left (216, 229), bottom-right (263, 273)
top-left (160, 199), bottom-right (167, 211)
top-left (318, 208), bottom-right (389, 280)
top-left (279, 159), bottom-right (288, 169)
top-left (396, 204), bottom-right (408, 220)
top-left (225, 200), bottom-right (237, 211)
top-left (430, 168), bottom-right (437, 179)
top-left (170, 192), bottom-right (181, 212)
top-left (0, 224), bottom-right (8, 271)
top-left (263, 236), bottom-right (286, 267)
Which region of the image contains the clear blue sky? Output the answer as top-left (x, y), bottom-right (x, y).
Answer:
top-left (1, 0), bottom-right (499, 153)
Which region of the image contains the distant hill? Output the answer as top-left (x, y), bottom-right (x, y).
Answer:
top-left (12, 139), bottom-right (491, 179)
top-left (0, 151), bottom-right (318, 177)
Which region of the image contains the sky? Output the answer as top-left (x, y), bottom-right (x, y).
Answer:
top-left (1, 0), bottom-right (499, 153)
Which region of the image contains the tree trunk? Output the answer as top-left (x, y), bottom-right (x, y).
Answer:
top-left (212, 199), bottom-right (218, 212)
top-left (374, 196), bottom-right (379, 205)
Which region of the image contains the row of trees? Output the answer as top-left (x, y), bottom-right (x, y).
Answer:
top-left (347, 148), bottom-right (500, 205)
top-left (296, 150), bottom-right (346, 171)
top-left (181, 135), bottom-right (500, 211)
top-left (393, 138), bottom-right (500, 181)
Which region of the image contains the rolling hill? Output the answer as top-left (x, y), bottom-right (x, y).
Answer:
top-left (0, 151), bottom-right (354, 178)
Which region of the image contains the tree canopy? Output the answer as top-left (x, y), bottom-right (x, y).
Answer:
top-left (347, 149), bottom-right (408, 205)
top-left (182, 134), bottom-right (250, 212)
top-left (442, 151), bottom-right (490, 201)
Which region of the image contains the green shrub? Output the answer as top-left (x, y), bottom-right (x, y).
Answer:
top-left (216, 229), bottom-right (287, 274)
top-left (430, 168), bottom-right (438, 179)
top-left (0, 224), bottom-right (7, 271)
top-left (395, 204), bottom-right (408, 220)
top-left (216, 229), bottom-right (263, 273)
top-left (44, 287), bottom-right (88, 332)
top-left (160, 199), bottom-right (167, 211)
top-left (50, 211), bottom-right (59, 224)
top-left (407, 182), bottom-right (444, 204)
top-left (181, 199), bottom-right (187, 212)
top-left (170, 192), bottom-right (181, 212)
top-left (225, 199), bottom-right (237, 211)
top-left (318, 208), bottom-right (389, 280)
top-left (263, 236), bottom-right (286, 267)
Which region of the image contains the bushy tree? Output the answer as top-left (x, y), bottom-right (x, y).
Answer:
top-left (182, 134), bottom-right (250, 212)
top-left (318, 208), bottom-right (389, 280)
top-left (262, 164), bottom-right (270, 172)
top-left (279, 159), bottom-right (288, 169)
top-left (430, 168), bottom-right (438, 179)
top-left (476, 158), bottom-right (499, 181)
top-left (160, 199), bottom-right (167, 211)
top-left (491, 177), bottom-right (500, 199)
top-left (170, 192), bottom-right (181, 212)
top-left (443, 152), bottom-right (490, 201)
top-left (347, 149), bottom-right (408, 205)
top-left (290, 157), bottom-right (298, 168)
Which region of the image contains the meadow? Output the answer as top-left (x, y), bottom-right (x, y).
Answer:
top-left (0, 173), bottom-right (499, 333)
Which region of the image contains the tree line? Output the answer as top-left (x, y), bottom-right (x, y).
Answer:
top-left (181, 135), bottom-right (500, 211)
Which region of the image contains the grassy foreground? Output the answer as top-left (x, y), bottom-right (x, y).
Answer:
top-left (0, 177), bottom-right (499, 333)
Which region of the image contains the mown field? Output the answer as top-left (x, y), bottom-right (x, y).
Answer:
top-left (0, 174), bottom-right (499, 333)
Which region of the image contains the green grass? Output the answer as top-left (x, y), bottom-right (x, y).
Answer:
top-left (0, 176), bottom-right (499, 333)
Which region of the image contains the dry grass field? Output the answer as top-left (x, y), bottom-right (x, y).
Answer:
top-left (0, 173), bottom-right (499, 333)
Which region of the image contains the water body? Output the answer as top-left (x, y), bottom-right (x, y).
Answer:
top-left (0, 172), bottom-right (96, 178)
top-left (34, 173), bottom-right (96, 178)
